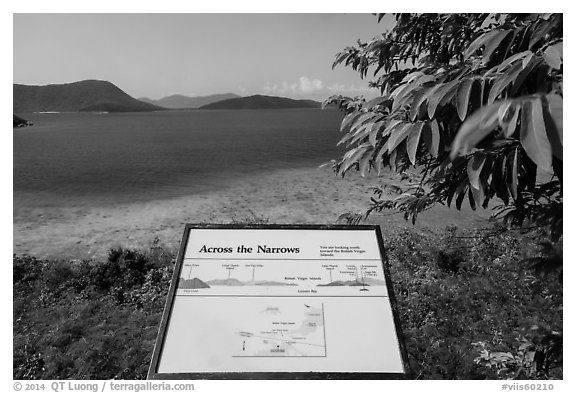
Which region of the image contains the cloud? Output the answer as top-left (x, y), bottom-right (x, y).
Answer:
top-left (299, 77), bottom-right (323, 93)
top-left (326, 83), bottom-right (373, 95)
top-left (264, 76), bottom-right (324, 96)
top-left (263, 77), bottom-right (376, 98)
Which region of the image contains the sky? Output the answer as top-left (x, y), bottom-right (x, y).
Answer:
top-left (13, 13), bottom-right (395, 101)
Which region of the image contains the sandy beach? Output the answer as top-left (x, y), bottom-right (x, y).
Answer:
top-left (14, 166), bottom-right (493, 260)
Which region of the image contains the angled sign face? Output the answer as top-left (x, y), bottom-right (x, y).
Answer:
top-left (148, 224), bottom-right (409, 379)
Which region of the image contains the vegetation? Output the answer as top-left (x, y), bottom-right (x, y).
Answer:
top-left (388, 226), bottom-right (561, 379)
top-left (325, 14), bottom-right (562, 245)
top-left (13, 227), bottom-right (561, 379)
top-left (13, 240), bottom-right (174, 379)
top-left (323, 13), bottom-right (563, 379)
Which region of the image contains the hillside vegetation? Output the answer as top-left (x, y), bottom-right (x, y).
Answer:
top-left (13, 80), bottom-right (164, 113)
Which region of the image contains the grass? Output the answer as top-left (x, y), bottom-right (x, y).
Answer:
top-left (13, 227), bottom-right (562, 380)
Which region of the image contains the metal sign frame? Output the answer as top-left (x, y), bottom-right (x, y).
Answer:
top-left (148, 224), bottom-right (410, 379)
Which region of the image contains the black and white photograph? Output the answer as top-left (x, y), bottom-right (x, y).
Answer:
top-left (12, 8), bottom-right (563, 384)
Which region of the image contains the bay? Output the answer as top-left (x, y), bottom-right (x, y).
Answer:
top-left (14, 108), bottom-right (345, 208)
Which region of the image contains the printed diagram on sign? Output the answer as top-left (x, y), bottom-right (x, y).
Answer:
top-left (233, 303), bottom-right (326, 357)
top-left (176, 260), bottom-right (388, 296)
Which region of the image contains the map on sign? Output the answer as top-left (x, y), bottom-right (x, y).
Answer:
top-left (152, 227), bottom-right (407, 376)
top-left (234, 303), bottom-right (326, 357)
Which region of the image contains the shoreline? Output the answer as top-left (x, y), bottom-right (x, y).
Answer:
top-left (13, 166), bottom-right (493, 260)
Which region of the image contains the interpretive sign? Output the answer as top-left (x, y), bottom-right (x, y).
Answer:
top-left (148, 224), bottom-right (409, 379)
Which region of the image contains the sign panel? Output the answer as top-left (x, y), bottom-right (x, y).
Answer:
top-left (148, 224), bottom-right (409, 379)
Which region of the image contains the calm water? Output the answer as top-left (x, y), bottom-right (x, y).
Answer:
top-left (14, 109), bottom-right (345, 207)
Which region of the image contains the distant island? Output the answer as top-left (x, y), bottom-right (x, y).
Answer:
top-left (139, 93), bottom-right (240, 109)
top-left (13, 80), bottom-right (165, 113)
top-left (199, 94), bottom-right (322, 110)
top-left (13, 114), bottom-right (33, 128)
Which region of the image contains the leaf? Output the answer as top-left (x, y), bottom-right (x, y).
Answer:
top-left (508, 149), bottom-right (519, 200)
top-left (392, 83), bottom-right (420, 111)
top-left (451, 101), bottom-right (502, 159)
top-left (542, 94), bottom-right (563, 159)
top-left (415, 74), bottom-right (436, 85)
top-left (368, 122), bottom-right (383, 147)
top-left (488, 61), bottom-right (523, 103)
top-left (359, 149), bottom-right (373, 177)
top-left (517, 24), bottom-right (533, 52)
top-left (387, 123), bottom-right (413, 152)
top-left (381, 119), bottom-right (404, 139)
top-left (510, 57), bottom-right (537, 95)
top-left (494, 50), bottom-right (532, 73)
top-left (482, 30), bottom-right (512, 64)
top-left (340, 144), bottom-right (370, 174)
top-left (389, 149), bottom-right (398, 171)
top-left (456, 79), bottom-right (474, 121)
top-left (428, 80), bottom-right (458, 118)
top-left (429, 119), bottom-right (440, 157)
top-left (468, 79), bottom-right (483, 113)
top-left (423, 83), bottom-right (445, 119)
top-left (467, 154), bottom-right (487, 190)
top-left (493, 155), bottom-right (510, 204)
top-left (341, 111), bottom-right (361, 132)
top-left (504, 103), bottom-right (520, 137)
top-left (406, 122), bottom-right (425, 165)
top-left (529, 19), bottom-right (555, 49)
top-left (497, 100), bottom-right (517, 128)
top-left (401, 71), bottom-right (424, 84)
top-left (522, 52), bottom-right (534, 69)
top-left (349, 123), bottom-right (373, 145)
top-left (464, 30), bottom-right (501, 59)
top-left (364, 96), bottom-right (390, 110)
top-left (409, 87), bottom-right (430, 121)
top-left (520, 98), bottom-right (553, 172)
top-left (468, 189), bottom-right (477, 211)
top-left (485, 30), bottom-right (516, 66)
top-left (333, 51), bottom-right (350, 69)
top-left (543, 45), bottom-right (562, 69)
top-left (552, 41), bottom-right (563, 58)
top-left (337, 132), bottom-right (354, 146)
top-left (438, 80), bottom-right (461, 109)
top-left (470, 182), bottom-right (486, 208)
top-left (454, 181), bottom-right (469, 210)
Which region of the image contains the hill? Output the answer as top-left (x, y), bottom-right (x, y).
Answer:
top-left (206, 278), bottom-right (244, 286)
top-left (178, 277), bottom-right (210, 289)
top-left (13, 114), bottom-right (33, 128)
top-left (317, 280), bottom-right (369, 287)
top-left (199, 94), bottom-right (322, 110)
top-left (13, 80), bottom-right (164, 113)
top-left (139, 93), bottom-right (240, 109)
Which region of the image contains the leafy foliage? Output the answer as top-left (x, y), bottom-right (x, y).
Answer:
top-left (13, 240), bottom-right (175, 380)
top-left (325, 14), bottom-right (562, 239)
top-left (385, 225), bottom-right (562, 379)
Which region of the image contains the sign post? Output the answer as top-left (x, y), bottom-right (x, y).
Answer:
top-left (148, 224), bottom-right (409, 379)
